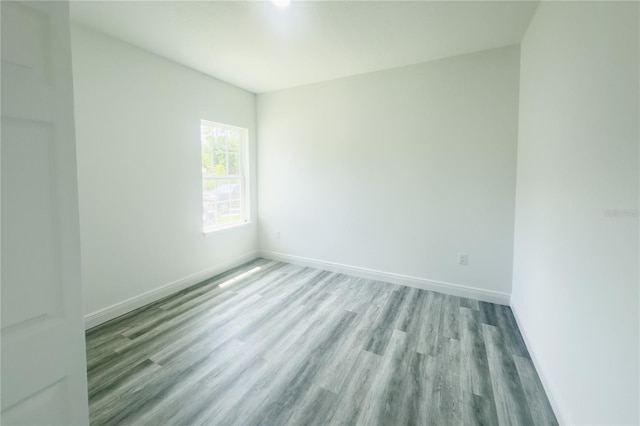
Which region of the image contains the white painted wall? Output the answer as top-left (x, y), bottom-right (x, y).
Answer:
top-left (71, 25), bottom-right (258, 322)
top-left (512, 2), bottom-right (639, 424)
top-left (257, 47), bottom-right (520, 301)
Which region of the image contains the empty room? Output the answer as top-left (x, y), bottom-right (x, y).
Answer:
top-left (1, 0), bottom-right (638, 425)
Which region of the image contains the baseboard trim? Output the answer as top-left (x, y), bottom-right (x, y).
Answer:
top-left (510, 301), bottom-right (565, 425)
top-left (258, 250), bottom-right (510, 305)
top-left (84, 251), bottom-right (259, 330)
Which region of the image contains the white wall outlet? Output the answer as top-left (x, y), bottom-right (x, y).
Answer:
top-left (275, 231), bottom-right (281, 240)
top-left (458, 253), bottom-right (468, 265)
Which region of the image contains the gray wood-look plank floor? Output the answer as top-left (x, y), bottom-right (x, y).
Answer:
top-left (85, 259), bottom-right (557, 426)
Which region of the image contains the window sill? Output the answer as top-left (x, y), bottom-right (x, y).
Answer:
top-left (202, 221), bottom-right (252, 237)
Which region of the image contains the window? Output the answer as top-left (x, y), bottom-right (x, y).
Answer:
top-left (201, 120), bottom-right (249, 232)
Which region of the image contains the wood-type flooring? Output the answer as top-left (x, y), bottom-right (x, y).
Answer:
top-left (86, 258), bottom-right (557, 425)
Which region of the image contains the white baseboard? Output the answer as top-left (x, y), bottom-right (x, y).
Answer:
top-left (84, 251), bottom-right (259, 330)
top-left (258, 250), bottom-right (510, 305)
top-left (510, 301), bottom-right (565, 425)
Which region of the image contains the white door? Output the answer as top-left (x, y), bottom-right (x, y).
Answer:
top-left (1, 1), bottom-right (90, 424)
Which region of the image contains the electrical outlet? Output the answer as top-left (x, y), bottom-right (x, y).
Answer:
top-left (275, 231), bottom-right (281, 240)
top-left (458, 253), bottom-right (468, 266)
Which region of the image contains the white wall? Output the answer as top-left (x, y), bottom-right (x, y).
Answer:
top-left (257, 47), bottom-right (520, 302)
top-left (71, 25), bottom-right (258, 323)
top-left (512, 2), bottom-right (639, 424)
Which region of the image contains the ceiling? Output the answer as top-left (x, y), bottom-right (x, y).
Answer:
top-left (71, 1), bottom-right (539, 94)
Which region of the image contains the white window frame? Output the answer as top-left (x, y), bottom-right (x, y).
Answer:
top-left (201, 119), bottom-right (250, 233)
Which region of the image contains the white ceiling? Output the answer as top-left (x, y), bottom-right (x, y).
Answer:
top-left (71, 1), bottom-right (539, 94)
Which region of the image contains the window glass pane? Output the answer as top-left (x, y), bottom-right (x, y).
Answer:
top-left (202, 178), bottom-right (242, 227)
top-left (201, 127), bottom-right (214, 174)
top-left (202, 178), bottom-right (217, 230)
top-left (227, 153), bottom-right (239, 175)
top-left (213, 134), bottom-right (228, 175)
top-left (213, 158), bottom-right (227, 175)
top-left (228, 131), bottom-right (240, 153)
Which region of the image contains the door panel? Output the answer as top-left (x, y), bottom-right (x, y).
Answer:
top-left (1, 1), bottom-right (90, 424)
top-left (2, 380), bottom-right (70, 425)
top-left (2, 117), bottom-right (62, 329)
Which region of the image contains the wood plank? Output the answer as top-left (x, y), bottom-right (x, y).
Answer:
top-left (483, 324), bottom-right (535, 426)
top-left (513, 355), bottom-right (558, 425)
top-left (364, 288), bottom-right (408, 355)
top-left (459, 307), bottom-right (496, 398)
top-left (358, 329), bottom-right (412, 425)
top-left (416, 290), bottom-right (443, 355)
top-left (428, 336), bottom-right (463, 425)
top-left (327, 350), bottom-right (382, 425)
